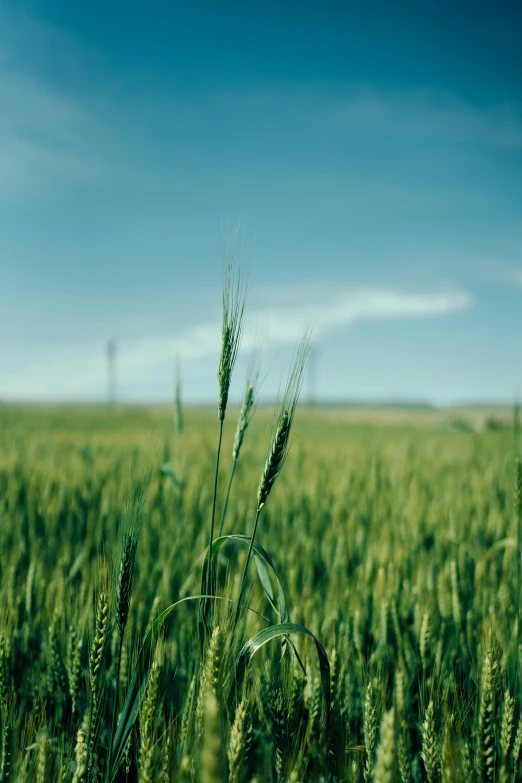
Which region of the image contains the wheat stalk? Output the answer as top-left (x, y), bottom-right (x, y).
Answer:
top-left (499, 689), bottom-right (515, 783)
top-left (233, 330), bottom-right (310, 627)
top-left (201, 691), bottom-right (223, 783)
top-left (228, 697), bottom-right (251, 783)
top-left (373, 708), bottom-right (396, 783)
top-left (476, 652), bottom-right (497, 782)
top-left (421, 700), bottom-right (439, 783)
top-left (364, 681), bottom-right (378, 783)
top-left (219, 354), bottom-right (261, 537)
top-left (203, 239), bottom-right (248, 620)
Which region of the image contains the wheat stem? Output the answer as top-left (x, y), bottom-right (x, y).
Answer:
top-left (233, 508), bottom-right (262, 629)
top-left (219, 458), bottom-right (237, 538)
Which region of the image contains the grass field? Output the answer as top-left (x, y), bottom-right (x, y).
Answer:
top-left (0, 400), bottom-right (520, 782)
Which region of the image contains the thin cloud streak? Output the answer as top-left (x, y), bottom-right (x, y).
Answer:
top-left (1, 287), bottom-right (471, 400)
top-left (0, 18), bottom-right (110, 197)
top-left (0, 67), bottom-right (105, 194)
top-left (2, 17), bottom-right (521, 201)
top-left (479, 261), bottom-right (522, 288)
top-left (251, 288), bottom-right (471, 344)
top-left (207, 85), bottom-right (522, 150)
top-left (329, 89), bottom-right (522, 149)
top-left (502, 265), bottom-right (522, 287)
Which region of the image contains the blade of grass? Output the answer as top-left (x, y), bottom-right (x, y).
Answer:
top-left (202, 533), bottom-right (290, 624)
top-left (236, 622), bottom-right (331, 728)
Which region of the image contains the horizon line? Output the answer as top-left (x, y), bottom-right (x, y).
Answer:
top-left (0, 397), bottom-right (519, 411)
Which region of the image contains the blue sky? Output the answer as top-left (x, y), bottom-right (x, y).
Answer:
top-left (1, 1), bottom-right (521, 404)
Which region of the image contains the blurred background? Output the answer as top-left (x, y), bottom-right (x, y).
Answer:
top-left (1, 0), bottom-right (521, 408)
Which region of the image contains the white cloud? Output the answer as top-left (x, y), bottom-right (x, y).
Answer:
top-left (250, 287), bottom-right (471, 344)
top-left (0, 286), bottom-right (471, 401)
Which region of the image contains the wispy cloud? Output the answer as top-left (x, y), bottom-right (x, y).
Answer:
top-left (0, 17), bottom-right (108, 196)
top-left (2, 8), bottom-right (520, 204)
top-left (501, 265), bottom-right (522, 287)
top-left (479, 261), bottom-right (522, 287)
top-left (0, 286), bottom-right (471, 400)
top-left (0, 71), bottom-right (104, 195)
top-left (329, 89), bottom-right (522, 149)
top-left (211, 85), bottom-right (522, 151)
top-left (250, 287), bottom-right (471, 344)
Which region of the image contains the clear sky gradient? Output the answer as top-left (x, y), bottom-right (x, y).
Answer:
top-left (1, 1), bottom-right (521, 404)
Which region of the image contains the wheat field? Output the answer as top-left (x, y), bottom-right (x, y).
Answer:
top-left (0, 393), bottom-right (520, 782)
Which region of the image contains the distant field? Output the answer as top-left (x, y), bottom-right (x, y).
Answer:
top-left (0, 399), bottom-right (514, 431)
top-left (0, 403), bottom-right (519, 781)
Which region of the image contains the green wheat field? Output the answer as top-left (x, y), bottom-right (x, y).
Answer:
top-left (0, 399), bottom-right (520, 783)
top-left (0, 268), bottom-right (521, 783)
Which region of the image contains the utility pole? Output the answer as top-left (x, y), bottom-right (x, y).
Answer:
top-left (107, 340), bottom-right (116, 405)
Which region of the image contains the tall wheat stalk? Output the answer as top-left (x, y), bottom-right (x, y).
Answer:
top-left (203, 239), bottom-right (247, 608)
top-left (219, 355), bottom-right (261, 537)
top-left (233, 331), bottom-right (310, 627)
top-left (109, 478), bottom-right (147, 773)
